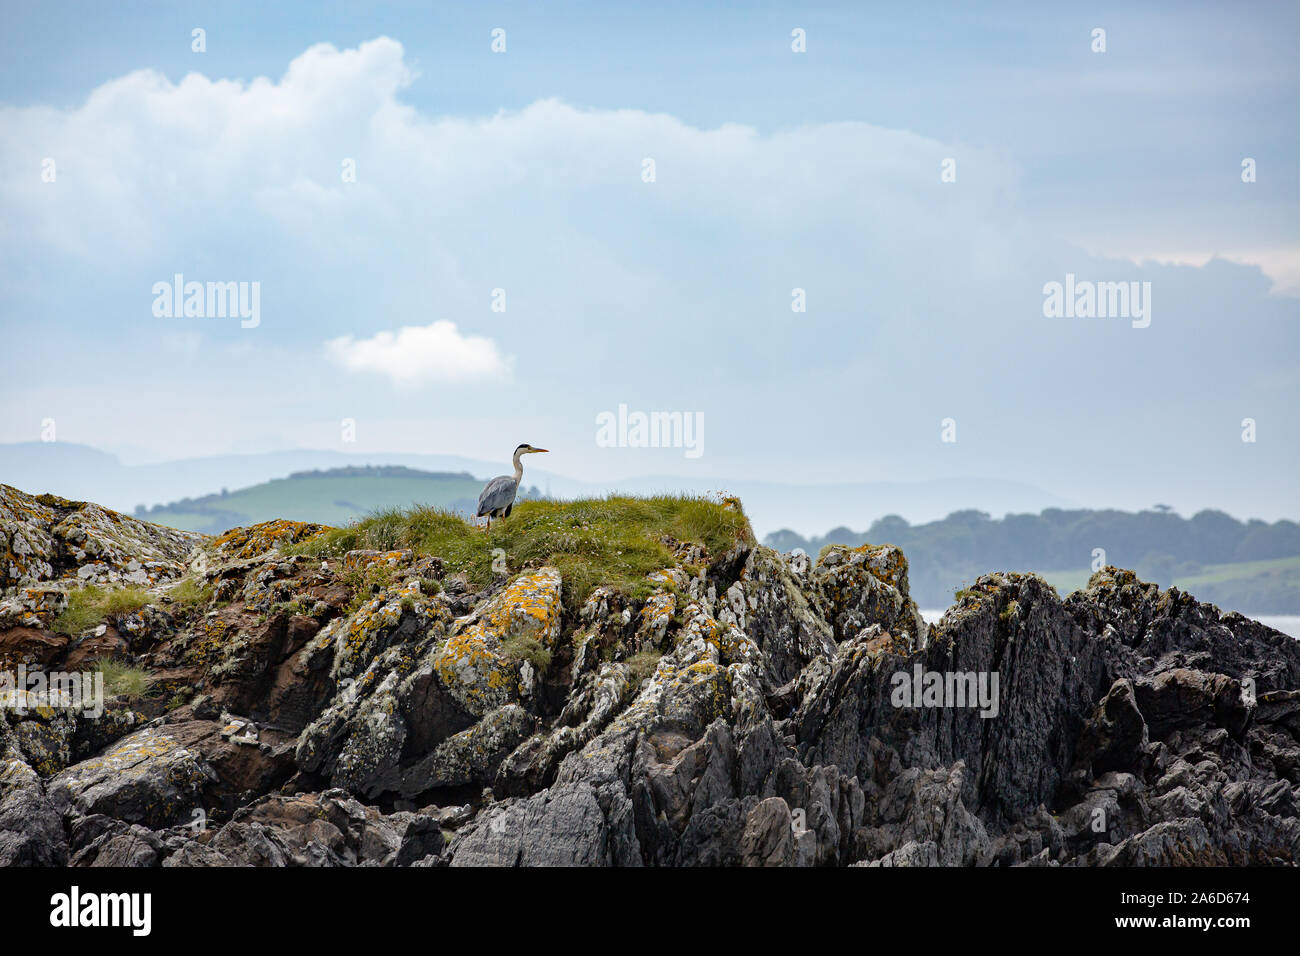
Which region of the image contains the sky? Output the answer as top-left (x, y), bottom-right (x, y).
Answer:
top-left (0, 0), bottom-right (1297, 523)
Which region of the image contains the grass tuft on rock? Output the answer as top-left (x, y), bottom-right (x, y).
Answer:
top-left (500, 634), bottom-right (553, 672)
top-left (625, 650), bottom-right (663, 684)
top-left (95, 659), bottom-right (153, 700)
top-left (52, 584), bottom-right (152, 635)
top-left (287, 495), bottom-right (754, 612)
top-left (169, 576), bottom-right (213, 609)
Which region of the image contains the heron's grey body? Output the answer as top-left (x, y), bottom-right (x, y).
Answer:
top-left (477, 443), bottom-right (547, 528)
top-left (477, 474), bottom-right (520, 519)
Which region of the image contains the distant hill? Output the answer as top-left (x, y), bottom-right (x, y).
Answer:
top-left (0, 442), bottom-right (517, 515)
top-left (0, 441), bottom-right (1078, 537)
top-left (136, 465), bottom-right (542, 534)
top-left (766, 508), bottom-right (1300, 614)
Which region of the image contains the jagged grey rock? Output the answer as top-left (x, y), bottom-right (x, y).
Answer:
top-left (2, 487), bottom-right (1298, 867)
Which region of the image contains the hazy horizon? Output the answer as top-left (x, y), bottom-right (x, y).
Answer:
top-left (5, 438), bottom-right (1298, 541)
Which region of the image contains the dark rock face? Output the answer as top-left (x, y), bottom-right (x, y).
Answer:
top-left (2, 487), bottom-right (1298, 866)
top-left (0, 757), bottom-right (67, 865)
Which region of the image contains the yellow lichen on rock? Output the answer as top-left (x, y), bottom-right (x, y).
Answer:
top-left (433, 567), bottom-right (562, 707)
top-left (213, 520), bottom-right (331, 561)
top-left (342, 549), bottom-right (414, 572)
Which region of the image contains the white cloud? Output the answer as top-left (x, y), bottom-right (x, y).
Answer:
top-left (1076, 244), bottom-right (1300, 297)
top-left (325, 320), bottom-right (511, 386)
top-left (1105, 247), bottom-right (1300, 297)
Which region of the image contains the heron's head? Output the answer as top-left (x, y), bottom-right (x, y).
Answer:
top-left (514, 443), bottom-right (549, 455)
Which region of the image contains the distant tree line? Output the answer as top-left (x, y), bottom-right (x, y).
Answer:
top-left (765, 508), bottom-right (1300, 612)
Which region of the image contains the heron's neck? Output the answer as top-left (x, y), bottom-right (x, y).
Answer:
top-left (512, 450), bottom-right (524, 481)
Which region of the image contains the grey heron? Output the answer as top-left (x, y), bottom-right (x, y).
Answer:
top-left (476, 443), bottom-right (548, 530)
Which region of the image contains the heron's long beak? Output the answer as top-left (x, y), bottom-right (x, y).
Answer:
top-left (531, 448), bottom-right (549, 454)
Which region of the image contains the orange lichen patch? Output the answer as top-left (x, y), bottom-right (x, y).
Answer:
top-left (646, 568), bottom-right (688, 590)
top-left (342, 549), bottom-right (414, 572)
top-left (339, 595), bottom-right (403, 657)
top-left (213, 520), bottom-right (331, 561)
top-left (674, 601), bottom-right (753, 664)
top-left (473, 568), bottom-right (563, 649)
top-left (679, 658), bottom-right (731, 716)
top-left (2, 485), bottom-right (62, 520)
top-left (3, 588), bottom-right (69, 628)
top-left (811, 543), bottom-right (922, 639)
top-left (599, 592), bottom-right (754, 739)
top-left (638, 591), bottom-right (675, 630)
top-left (324, 576), bottom-right (448, 681)
top-left (432, 567), bottom-right (562, 702)
top-left (433, 630), bottom-right (519, 702)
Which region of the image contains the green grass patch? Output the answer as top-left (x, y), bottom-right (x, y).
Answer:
top-left (95, 659), bottom-right (153, 701)
top-left (815, 543), bottom-right (849, 566)
top-left (500, 634), bottom-right (552, 672)
top-left (52, 584), bottom-right (152, 635)
top-left (338, 562), bottom-right (404, 616)
top-left (169, 576), bottom-right (213, 609)
top-left (287, 495), bottom-right (754, 612)
top-left (625, 650), bottom-right (663, 684)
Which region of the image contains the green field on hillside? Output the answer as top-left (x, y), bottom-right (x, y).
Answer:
top-left (1176, 554), bottom-right (1300, 585)
top-left (138, 467), bottom-right (522, 534)
top-left (1030, 556), bottom-right (1300, 615)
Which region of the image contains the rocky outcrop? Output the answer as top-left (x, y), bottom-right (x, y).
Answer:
top-left (1, 484), bottom-right (201, 601)
top-left (1, 485), bottom-right (1298, 867)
